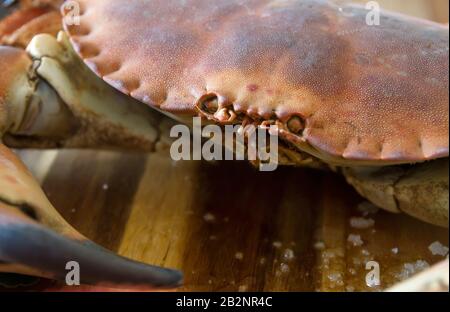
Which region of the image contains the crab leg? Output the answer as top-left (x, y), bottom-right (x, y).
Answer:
top-left (342, 159), bottom-right (449, 228)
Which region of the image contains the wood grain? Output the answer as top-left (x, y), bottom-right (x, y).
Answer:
top-left (8, 149), bottom-right (447, 292)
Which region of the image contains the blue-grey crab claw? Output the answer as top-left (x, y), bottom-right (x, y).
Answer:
top-left (0, 144), bottom-right (183, 290)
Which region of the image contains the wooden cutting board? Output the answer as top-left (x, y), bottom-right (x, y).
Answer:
top-left (6, 149), bottom-right (447, 292)
top-left (1, 0), bottom-right (449, 292)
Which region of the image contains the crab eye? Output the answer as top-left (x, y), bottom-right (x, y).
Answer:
top-left (287, 116), bottom-right (304, 135)
top-left (200, 95), bottom-right (219, 114)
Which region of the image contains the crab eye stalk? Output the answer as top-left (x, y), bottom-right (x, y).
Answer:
top-left (200, 94), bottom-right (220, 115)
top-left (286, 116), bottom-right (305, 135)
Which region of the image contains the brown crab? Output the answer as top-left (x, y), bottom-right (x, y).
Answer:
top-left (0, 0), bottom-right (448, 290)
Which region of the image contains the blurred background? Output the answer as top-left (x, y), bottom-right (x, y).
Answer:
top-left (348, 0), bottom-right (449, 23)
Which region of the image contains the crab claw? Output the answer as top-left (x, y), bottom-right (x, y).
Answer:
top-left (0, 43), bottom-right (182, 290)
top-left (0, 144), bottom-right (183, 290)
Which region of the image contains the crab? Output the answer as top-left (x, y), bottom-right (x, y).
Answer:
top-left (0, 0), bottom-right (448, 291)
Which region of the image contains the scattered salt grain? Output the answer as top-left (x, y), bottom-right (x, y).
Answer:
top-left (272, 241), bottom-right (282, 249)
top-left (346, 286), bottom-right (355, 292)
top-left (347, 234), bottom-right (364, 247)
top-left (259, 257), bottom-right (266, 265)
top-left (391, 247), bottom-right (399, 255)
top-left (314, 241), bottom-right (326, 250)
top-left (350, 217), bottom-right (375, 229)
top-left (348, 268), bottom-right (357, 275)
top-left (280, 263), bottom-right (290, 273)
top-left (203, 213), bottom-right (216, 223)
top-left (102, 183), bottom-right (109, 190)
top-left (428, 241), bottom-right (449, 257)
top-left (361, 249), bottom-right (370, 256)
top-left (235, 252), bottom-right (244, 260)
top-left (327, 272), bottom-right (344, 286)
top-left (321, 250), bottom-right (338, 266)
top-left (396, 260), bottom-right (430, 281)
top-left (283, 249), bottom-right (295, 261)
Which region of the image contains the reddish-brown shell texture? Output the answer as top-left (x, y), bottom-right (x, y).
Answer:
top-left (0, 46), bottom-right (30, 100)
top-left (63, 0), bottom-right (449, 162)
top-left (0, 47), bottom-right (31, 132)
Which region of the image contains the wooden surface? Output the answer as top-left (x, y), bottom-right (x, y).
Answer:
top-left (1, 0), bottom-right (449, 292)
top-left (7, 149), bottom-right (448, 292)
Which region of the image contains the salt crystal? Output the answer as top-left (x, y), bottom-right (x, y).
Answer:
top-left (322, 250), bottom-right (337, 259)
top-left (428, 241), bottom-right (449, 257)
top-left (391, 247), bottom-right (399, 255)
top-left (349, 268), bottom-right (357, 275)
top-left (396, 260), bottom-right (430, 281)
top-left (272, 241), bottom-right (282, 249)
top-left (280, 263), bottom-right (290, 273)
top-left (314, 241), bottom-right (326, 250)
top-left (235, 252), bottom-right (244, 260)
top-left (259, 257), bottom-right (266, 265)
top-left (361, 249), bottom-right (370, 256)
top-left (346, 286), bottom-right (355, 292)
top-left (283, 249), bottom-right (295, 261)
top-left (203, 213), bottom-right (216, 223)
top-left (102, 183), bottom-right (109, 190)
top-left (350, 217), bottom-right (375, 229)
top-left (347, 234), bottom-right (364, 247)
top-left (328, 272), bottom-right (344, 286)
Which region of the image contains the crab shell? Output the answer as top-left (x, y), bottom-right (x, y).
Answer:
top-left (59, 0), bottom-right (448, 226)
top-left (63, 0), bottom-right (448, 165)
top-left (0, 0), bottom-right (62, 48)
